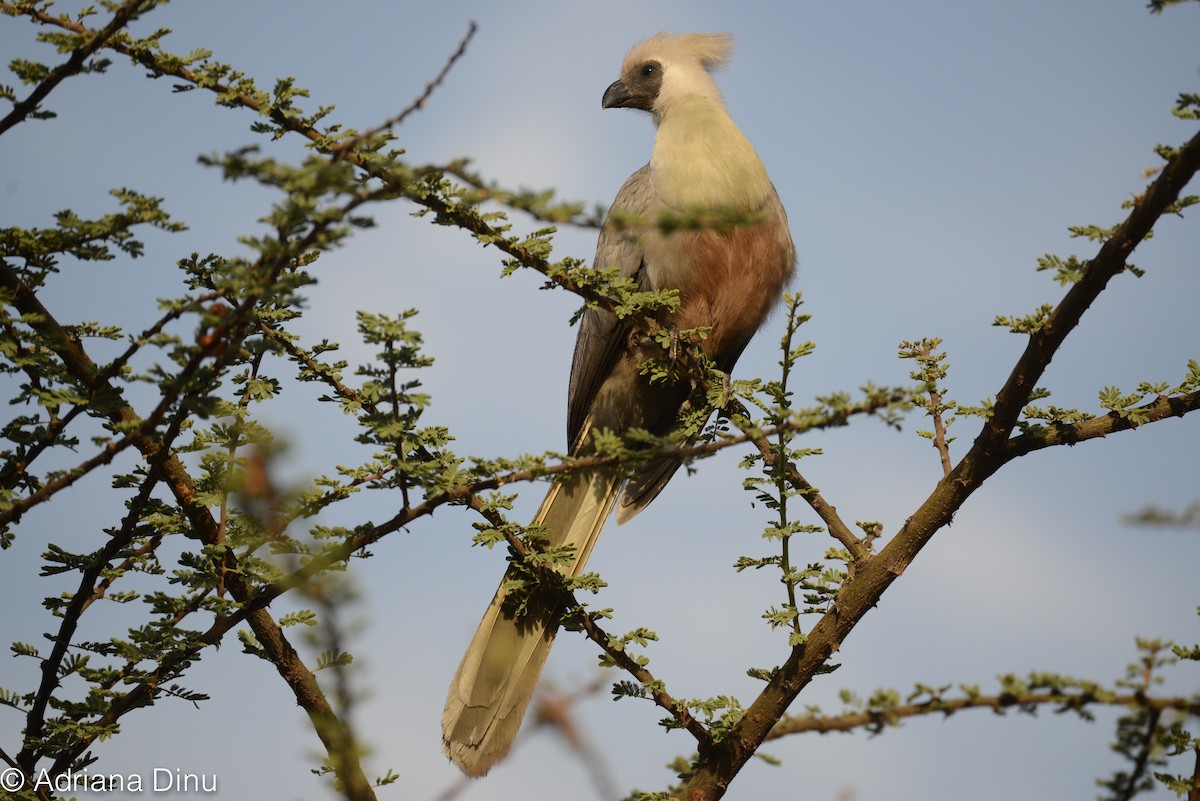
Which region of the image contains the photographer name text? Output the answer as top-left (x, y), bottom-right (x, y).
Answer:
top-left (1, 767), bottom-right (217, 795)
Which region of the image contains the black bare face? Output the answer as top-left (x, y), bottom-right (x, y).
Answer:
top-left (601, 60), bottom-right (662, 111)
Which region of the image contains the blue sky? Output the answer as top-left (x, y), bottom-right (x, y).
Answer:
top-left (2, 1), bottom-right (1199, 800)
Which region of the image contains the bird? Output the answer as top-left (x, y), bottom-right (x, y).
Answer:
top-left (442, 32), bottom-right (796, 777)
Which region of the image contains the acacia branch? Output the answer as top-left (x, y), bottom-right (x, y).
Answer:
top-left (413, 161), bottom-right (606, 228)
top-left (0, 416), bottom-right (141, 527)
top-left (2, 240), bottom-right (377, 801)
top-left (676, 126), bottom-right (1200, 801)
top-left (978, 128), bottom-right (1200, 457)
top-left (110, 465), bottom-right (710, 754)
top-left (1004, 389), bottom-right (1200, 458)
top-left (448, 393), bottom-right (902, 501)
top-left (0, 4), bottom-right (626, 313)
top-left (0, 267), bottom-right (228, 529)
top-left (0, 0), bottom-right (154, 136)
top-left (0, 288), bottom-right (178, 493)
top-left (767, 691), bottom-right (1200, 739)
top-left (18, 459), bottom-right (165, 780)
top-left (0, 263), bottom-right (216, 524)
top-left (0, 176), bottom-right (377, 528)
top-left (0, 327), bottom-right (87, 492)
top-left (259, 311), bottom-right (905, 552)
top-left (240, 611), bottom-right (377, 801)
top-left (250, 390), bottom-right (903, 593)
top-left (1117, 706), bottom-right (1162, 801)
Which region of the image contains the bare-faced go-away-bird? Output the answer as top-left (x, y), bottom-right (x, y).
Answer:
top-left (442, 32), bottom-right (796, 776)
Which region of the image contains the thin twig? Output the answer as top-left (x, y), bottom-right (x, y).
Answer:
top-left (725, 397), bottom-right (868, 562)
top-left (766, 691), bottom-right (1199, 739)
top-left (263, 314), bottom-right (907, 545)
top-left (920, 341), bottom-right (953, 477)
top-left (247, 392), bottom-right (902, 596)
top-left (332, 21), bottom-right (477, 160)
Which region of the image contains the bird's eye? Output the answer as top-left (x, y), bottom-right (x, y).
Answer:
top-left (640, 64), bottom-right (655, 77)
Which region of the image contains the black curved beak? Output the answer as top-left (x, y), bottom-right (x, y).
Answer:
top-left (602, 80), bottom-right (632, 109)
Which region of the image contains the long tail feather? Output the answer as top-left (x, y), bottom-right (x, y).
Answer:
top-left (442, 463), bottom-right (622, 776)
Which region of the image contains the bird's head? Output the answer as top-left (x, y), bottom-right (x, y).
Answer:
top-left (602, 32), bottom-right (732, 119)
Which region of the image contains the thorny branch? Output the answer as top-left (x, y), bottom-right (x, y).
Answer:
top-left (18, 457), bottom-right (168, 793)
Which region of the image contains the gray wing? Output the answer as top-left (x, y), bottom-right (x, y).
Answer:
top-left (616, 182), bottom-right (796, 522)
top-left (566, 164), bottom-right (657, 449)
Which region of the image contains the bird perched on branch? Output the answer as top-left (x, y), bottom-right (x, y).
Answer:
top-left (443, 32), bottom-right (795, 776)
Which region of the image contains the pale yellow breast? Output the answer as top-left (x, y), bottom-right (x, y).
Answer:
top-left (649, 97), bottom-right (773, 212)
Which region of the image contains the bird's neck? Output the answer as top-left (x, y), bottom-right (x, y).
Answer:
top-left (650, 96), bottom-right (773, 212)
